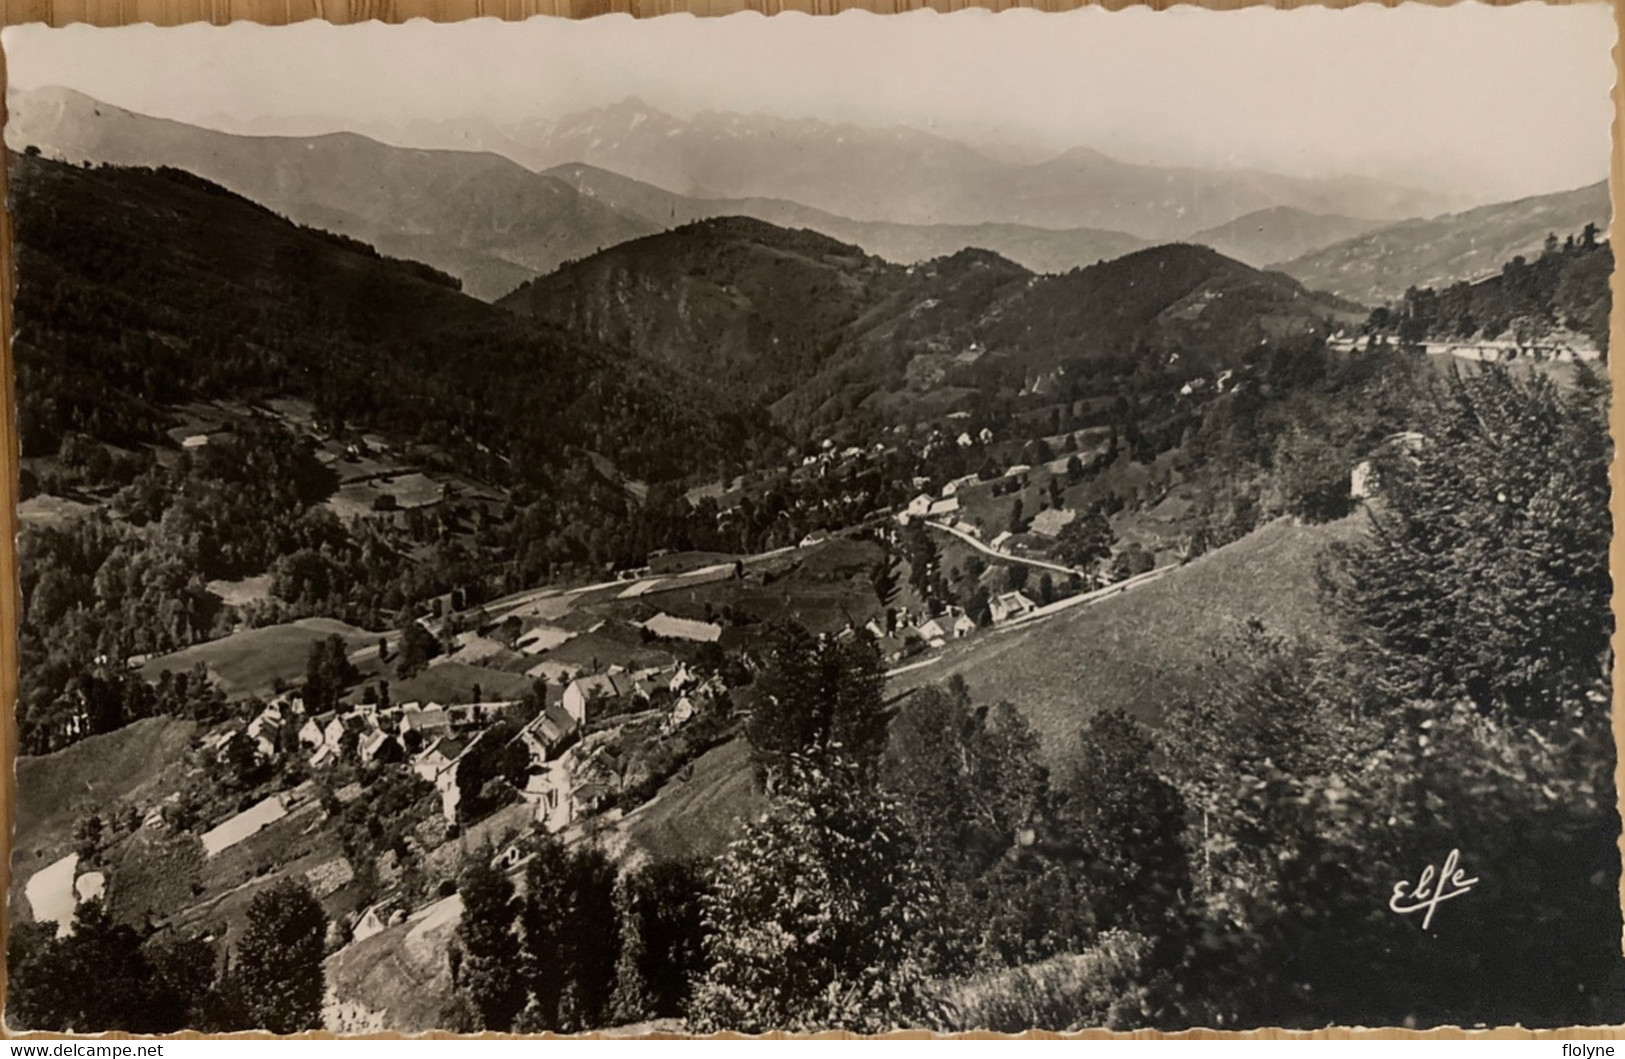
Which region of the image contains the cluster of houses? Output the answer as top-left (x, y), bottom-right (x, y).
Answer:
top-left (508, 662), bottom-right (716, 833)
top-left (194, 653), bottom-right (724, 856)
top-left (1327, 329), bottom-right (1601, 363)
top-left (862, 591), bottom-right (1039, 663)
top-left (800, 437), bottom-right (886, 470)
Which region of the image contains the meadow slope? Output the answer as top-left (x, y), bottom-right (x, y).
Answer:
top-left (888, 515), bottom-right (1366, 762)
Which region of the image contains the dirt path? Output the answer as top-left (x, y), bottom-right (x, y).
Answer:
top-left (922, 519), bottom-right (1087, 579)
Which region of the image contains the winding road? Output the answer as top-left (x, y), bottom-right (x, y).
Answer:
top-left (921, 519), bottom-right (1088, 579)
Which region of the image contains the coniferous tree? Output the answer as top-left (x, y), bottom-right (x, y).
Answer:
top-left (518, 838), bottom-right (620, 1032)
top-left (744, 625), bottom-right (889, 784)
top-left (610, 859), bottom-right (709, 1023)
top-left (1335, 366), bottom-right (1611, 718)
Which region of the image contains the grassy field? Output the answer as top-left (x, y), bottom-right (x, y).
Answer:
top-left (207, 574), bottom-right (275, 608)
top-left (616, 736), bottom-right (767, 865)
top-left (382, 661), bottom-right (537, 706)
top-left (11, 716), bottom-right (198, 920)
top-left (889, 515), bottom-right (1366, 763)
top-left (640, 539), bottom-right (888, 637)
top-left (16, 493), bottom-right (100, 529)
top-left (140, 618), bottom-right (377, 698)
top-left (156, 806), bottom-right (365, 957)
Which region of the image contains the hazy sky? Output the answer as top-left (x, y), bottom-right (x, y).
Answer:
top-left (4, 3), bottom-right (1615, 203)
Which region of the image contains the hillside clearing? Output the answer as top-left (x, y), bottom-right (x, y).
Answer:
top-left (889, 515), bottom-right (1365, 761)
top-left (615, 736), bottom-right (767, 865)
top-left (139, 618), bottom-right (376, 698)
top-left (11, 716), bottom-right (198, 914)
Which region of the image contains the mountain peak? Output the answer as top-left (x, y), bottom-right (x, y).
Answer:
top-left (1040, 144), bottom-right (1122, 168)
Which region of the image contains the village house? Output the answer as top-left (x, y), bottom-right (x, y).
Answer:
top-left (917, 617), bottom-right (949, 645)
top-left (668, 696), bottom-right (697, 729)
top-left (520, 703), bottom-right (581, 763)
top-left (412, 731), bottom-right (486, 823)
top-left (953, 614), bottom-right (978, 638)
top-left (669, 663), bottom-right (699, 694)
top-left (322, 714), bottom-right (350, 749)
top-left (298, 712), bottom-right (333, 751)
top-left (247, 706), bottom-right (286, 761)
top-left (563, 672), bottom-right (633, 723)
top-left (514, 701), bottom-right (588, 831)
top-left (906, 493), bottom-right (934, 518)
top-left (400, 705), bottom-right (454, 741)
top-left (572, 781), bottom-right (615, 818)
top-left (521, 758), bottom-right (577, 833)
top-left (928, 496), bottom-right (961, 518)
top-left (359, 730), bottom-right (404, 765)
top-left (990, 591), bottom-right (1039, 625)
top-left (991, 530), bottom-right (1014, 551)
top-left (631, 673), bottom-right (662, 702)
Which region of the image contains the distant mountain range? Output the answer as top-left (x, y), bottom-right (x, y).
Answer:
top-left (11, 87), bottom-right (1469, 301)
top-left (9, 87), bottom-right (1605, 316)
top-left (1276, 181), bottom-right (1612, 306)
top-left (11, 146), bottom-right (1366, 466)
top-left (542, 163), bottom-right (1152, 278)
top-left (444, 98), bottom-right (1464, 238)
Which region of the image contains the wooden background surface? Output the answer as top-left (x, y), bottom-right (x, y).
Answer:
top-left (0, 0), bottom-right (1620, 1041)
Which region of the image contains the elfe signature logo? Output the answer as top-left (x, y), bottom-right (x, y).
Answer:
top-left (1389, 848), bottom-right (1479, 929)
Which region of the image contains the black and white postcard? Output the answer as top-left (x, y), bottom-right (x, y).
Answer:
top-left (2, 4), bottom-right (1618, 1034)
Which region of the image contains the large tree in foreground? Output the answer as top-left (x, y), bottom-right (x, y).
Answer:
top-left (452, 854), bottom-right (526, 1031)
top-left (688, 756), bottom-right (939, 1033)
top-left (745, 625), bottom-right (889, 784)
top-left (234, 879), bottom-right (327, 1033)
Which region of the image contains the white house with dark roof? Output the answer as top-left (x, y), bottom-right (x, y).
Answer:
top-left (990, 591), bottom-right (1039, 625)
top-left (563, 672), bottom-right (633, 724)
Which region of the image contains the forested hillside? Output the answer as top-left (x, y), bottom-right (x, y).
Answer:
top-left (504, 223), bottom-right (1364, 437)
top-left (11, 153), bottom-right (772, 482)
top-left (8, 87), bottom-right (660, 300)
top-left (1280, 180), bottom-right (1611, 306)
top-left (1371, 226), bottom-right (1611, 349)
